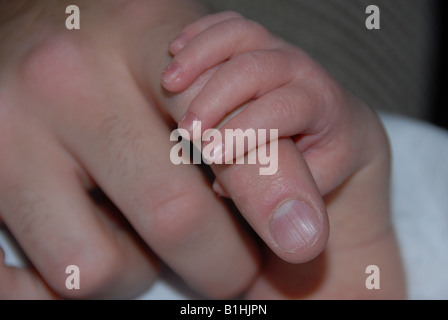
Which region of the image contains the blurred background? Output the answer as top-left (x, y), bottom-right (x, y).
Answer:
top-left (208, 0), bottom-right (447, 130)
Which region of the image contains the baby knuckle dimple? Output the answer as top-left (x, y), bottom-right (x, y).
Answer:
top-left (233, 51), bottom-right (269, 78)
top-left (229, 17), bottom-right (268, 40)
top-left (269, 92), bottom-right (299, 122)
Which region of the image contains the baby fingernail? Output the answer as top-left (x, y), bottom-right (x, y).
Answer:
top-left (169, 33), bottom-right (188, 53)
top-left (162, 61), bottom-right (182, 84)
top-left (270, 200), bottom-right (320, 253)
top-left (179, 112), bottom-right (199, 136)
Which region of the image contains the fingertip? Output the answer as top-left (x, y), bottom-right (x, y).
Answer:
top-left (178, 112), bottom-right (200, 137)
top-left (169, 33), bottom-right (188, 55)
top-left (270, 199), bottom-right (329, 264)
top-left (213, 139), bottom-right (330, 266)
top-left (212, 179), bottom-right (230, 198)
top-left (161, 61), bottom-right (184, 92)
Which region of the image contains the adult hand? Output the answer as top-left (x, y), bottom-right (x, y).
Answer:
top-left (0, 0), bottom-right (258, 299)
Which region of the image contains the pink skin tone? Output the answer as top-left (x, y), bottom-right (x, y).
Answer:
top-left (0, 0), bottom-right (405, 299)
top-left (0, 1), bottom-right (259, 299)
top-left (161, 11), bottom-right (406, 299)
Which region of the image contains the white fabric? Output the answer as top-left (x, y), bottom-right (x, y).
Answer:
top-left (381, 113), bottom-right (448, 299)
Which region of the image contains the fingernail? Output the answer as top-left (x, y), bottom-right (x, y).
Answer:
top-left (270, 200), bottom-right (320, 253)
top-left (169, 33), bottom-right (188, 53)
top-left (179, 112), bottom-right (200, 137)
top-left (212, 180), bottom-right (229, 198)
top-left (162, 61), bottom-right (182, 84)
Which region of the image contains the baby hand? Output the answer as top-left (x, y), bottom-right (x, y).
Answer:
top-left (161, 12), bottom-right (406, 298)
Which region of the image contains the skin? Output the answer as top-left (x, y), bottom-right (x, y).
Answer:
top-left (160, 11), bottom-right (407, 299)
top-left (0, 0), bottom-right (258, 299)
top-left (0, 0), bottom-right (406, 299)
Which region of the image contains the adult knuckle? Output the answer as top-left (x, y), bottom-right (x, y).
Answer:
top-left (147, 184), bottom-right (206, 248)
top-left (47, 241), bottom-right (124, 299)
top-left (19, 33), bottom-right (85, 93)
top-left (16, 33), bottom-right (97, 121)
